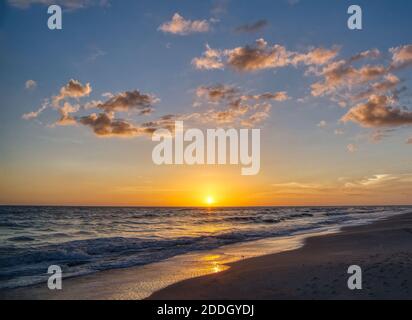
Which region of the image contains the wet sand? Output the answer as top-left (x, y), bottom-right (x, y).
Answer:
top-left (150, 212), bottom-right (412, 300)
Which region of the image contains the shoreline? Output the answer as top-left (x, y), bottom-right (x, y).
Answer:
top-left (0, 229), bottom-right (335, 300)
top-left (149, 212), bottom-right (412, 300)
top-left (1, 211), bottom-right (411, 300)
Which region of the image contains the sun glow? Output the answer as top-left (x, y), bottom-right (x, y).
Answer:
top-left (205, 196), bottom-right (215, 206)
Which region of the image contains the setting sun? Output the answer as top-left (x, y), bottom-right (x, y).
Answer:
top-left (205, 196), bottom-right (215, 206)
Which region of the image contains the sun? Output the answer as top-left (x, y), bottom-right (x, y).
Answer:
top-left (205, 196), bottom-right (215, 206)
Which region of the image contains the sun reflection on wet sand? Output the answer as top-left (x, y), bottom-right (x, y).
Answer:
top-left (108, 232), bottom-right (335, 299)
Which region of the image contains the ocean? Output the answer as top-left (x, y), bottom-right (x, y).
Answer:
top-left (0, 206), bottom-right (410, 290)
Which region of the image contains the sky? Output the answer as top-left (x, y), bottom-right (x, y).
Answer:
top-left (0, 0), bottom-right (411, 206)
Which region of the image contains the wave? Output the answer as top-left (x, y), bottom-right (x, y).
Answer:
top-left (7, 236), bottom-right (35, 242)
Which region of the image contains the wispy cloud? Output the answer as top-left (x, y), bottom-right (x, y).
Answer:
top-left (234, 20), bottom-right (268, 33)
top-left (192, 84), bottom-right (288, 127)
top-left (343, 174), bottom-right (412, 189)
top-left (22, 99), bottom-right (48, 120)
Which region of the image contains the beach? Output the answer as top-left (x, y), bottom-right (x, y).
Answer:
top-left (1, 210), bottom-right (412, 300)
top-left (150, 212), bottom-right (412, 300)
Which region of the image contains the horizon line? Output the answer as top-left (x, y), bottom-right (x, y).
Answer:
top-left (1, 204), bottom-right (411, 208)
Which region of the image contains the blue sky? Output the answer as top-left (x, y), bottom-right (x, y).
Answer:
top-left (0, 0), bottom-right (411, 205)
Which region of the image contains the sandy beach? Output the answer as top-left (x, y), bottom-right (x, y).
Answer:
top-left (150, 212), bottom-right (412, 300)
top-left (2, 211), bottom-right (412, 300)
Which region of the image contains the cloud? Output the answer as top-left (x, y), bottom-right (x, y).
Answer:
top-left (79, 112), bottom-right (149, 137)
top-left (347, 144), bottom-right (357, 153)
top-left (23, 80), bottom-right (90, 122)
top-left (192, 44), bottom-right (224, 70)
top-left (317, 120), bottom-right (327, 128)
top-left (158, 13), bottom-right (210, 35)
top-left (53, 79), bottom-right (92, 106)
top-left (193, 39), bottom-right (338, 72)
top-left (309, 46), bottom-right (411, 111)
top-left (196, 84), bottom-right (237, 102)
top-left (272, 182), bottom-right (322, 190)
top-left (342, 94), bottom-right (412, 128)
top-left (22, 79), bottom-right (163, 137)
top-left (211, 0), bottom-right (229, 16)
top-left (195, 84), bottom-right (288, 105)
top-left (343, 174), bottom-right (406, 189)
top-left (305, 45), bottom-right (412, 141)
top-left (78, 112), bottom-right (178, 138)
top-left (240, 103), bottom-right (272, 127)
top-left (269, 181), bottom-right (332, 196)
top-left (243, 91), bottom-right (289, 102)
top-left (96, 90), bottom-right (158, 114)
top-left (141, 114), bottom-right (179, 133)
top-left (269, 173), bottom-right (412, 199)
top-left (224, 39), bottom-right (293, 71)
top-left (55, 102), bottom-right (79, 126)
top-left (87, 47), bottom-right (106, 62)
top-left (407, 137), bottom-right (412, 144)
top-left (22, 99), bottom-right (48, 120)
top-left (292, 47), bottom-right (340, 66)
top-left (234, 20), bottom-right (268, 33)
top-left (348, 49), bottom-right (381, 63)
top-left (390, 44), bottom-right (412, 69)
top-left (353, 74), bottom-right (400, 101)
top-left (311, 61), bottom-right (387, 97)
top-left (369, 129), bottom-right (394, 143)
top-left (25, 79), bottom-right (37, 90)
top-left (192, 84), bottom-right (287, 127)
top-left (8, 0), bottom-right (110, 10)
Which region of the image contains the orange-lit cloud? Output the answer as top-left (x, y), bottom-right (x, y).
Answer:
top-left (192, 45), bottom-right (224, 70)
top-left (79, 112), bottom-right (149, 137)
top-left (390, 44), bottom-right (412, 69)
top-left (342, 95), bottom-right (412, 127)
top-left (192, 84), bottom-right (288, 126)
top-left (193, 39), bottom-right (338, 72)
top-left (53, 79), bottom-right (92, 106)
top-left (96, 90), bottom-right (158, 114)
